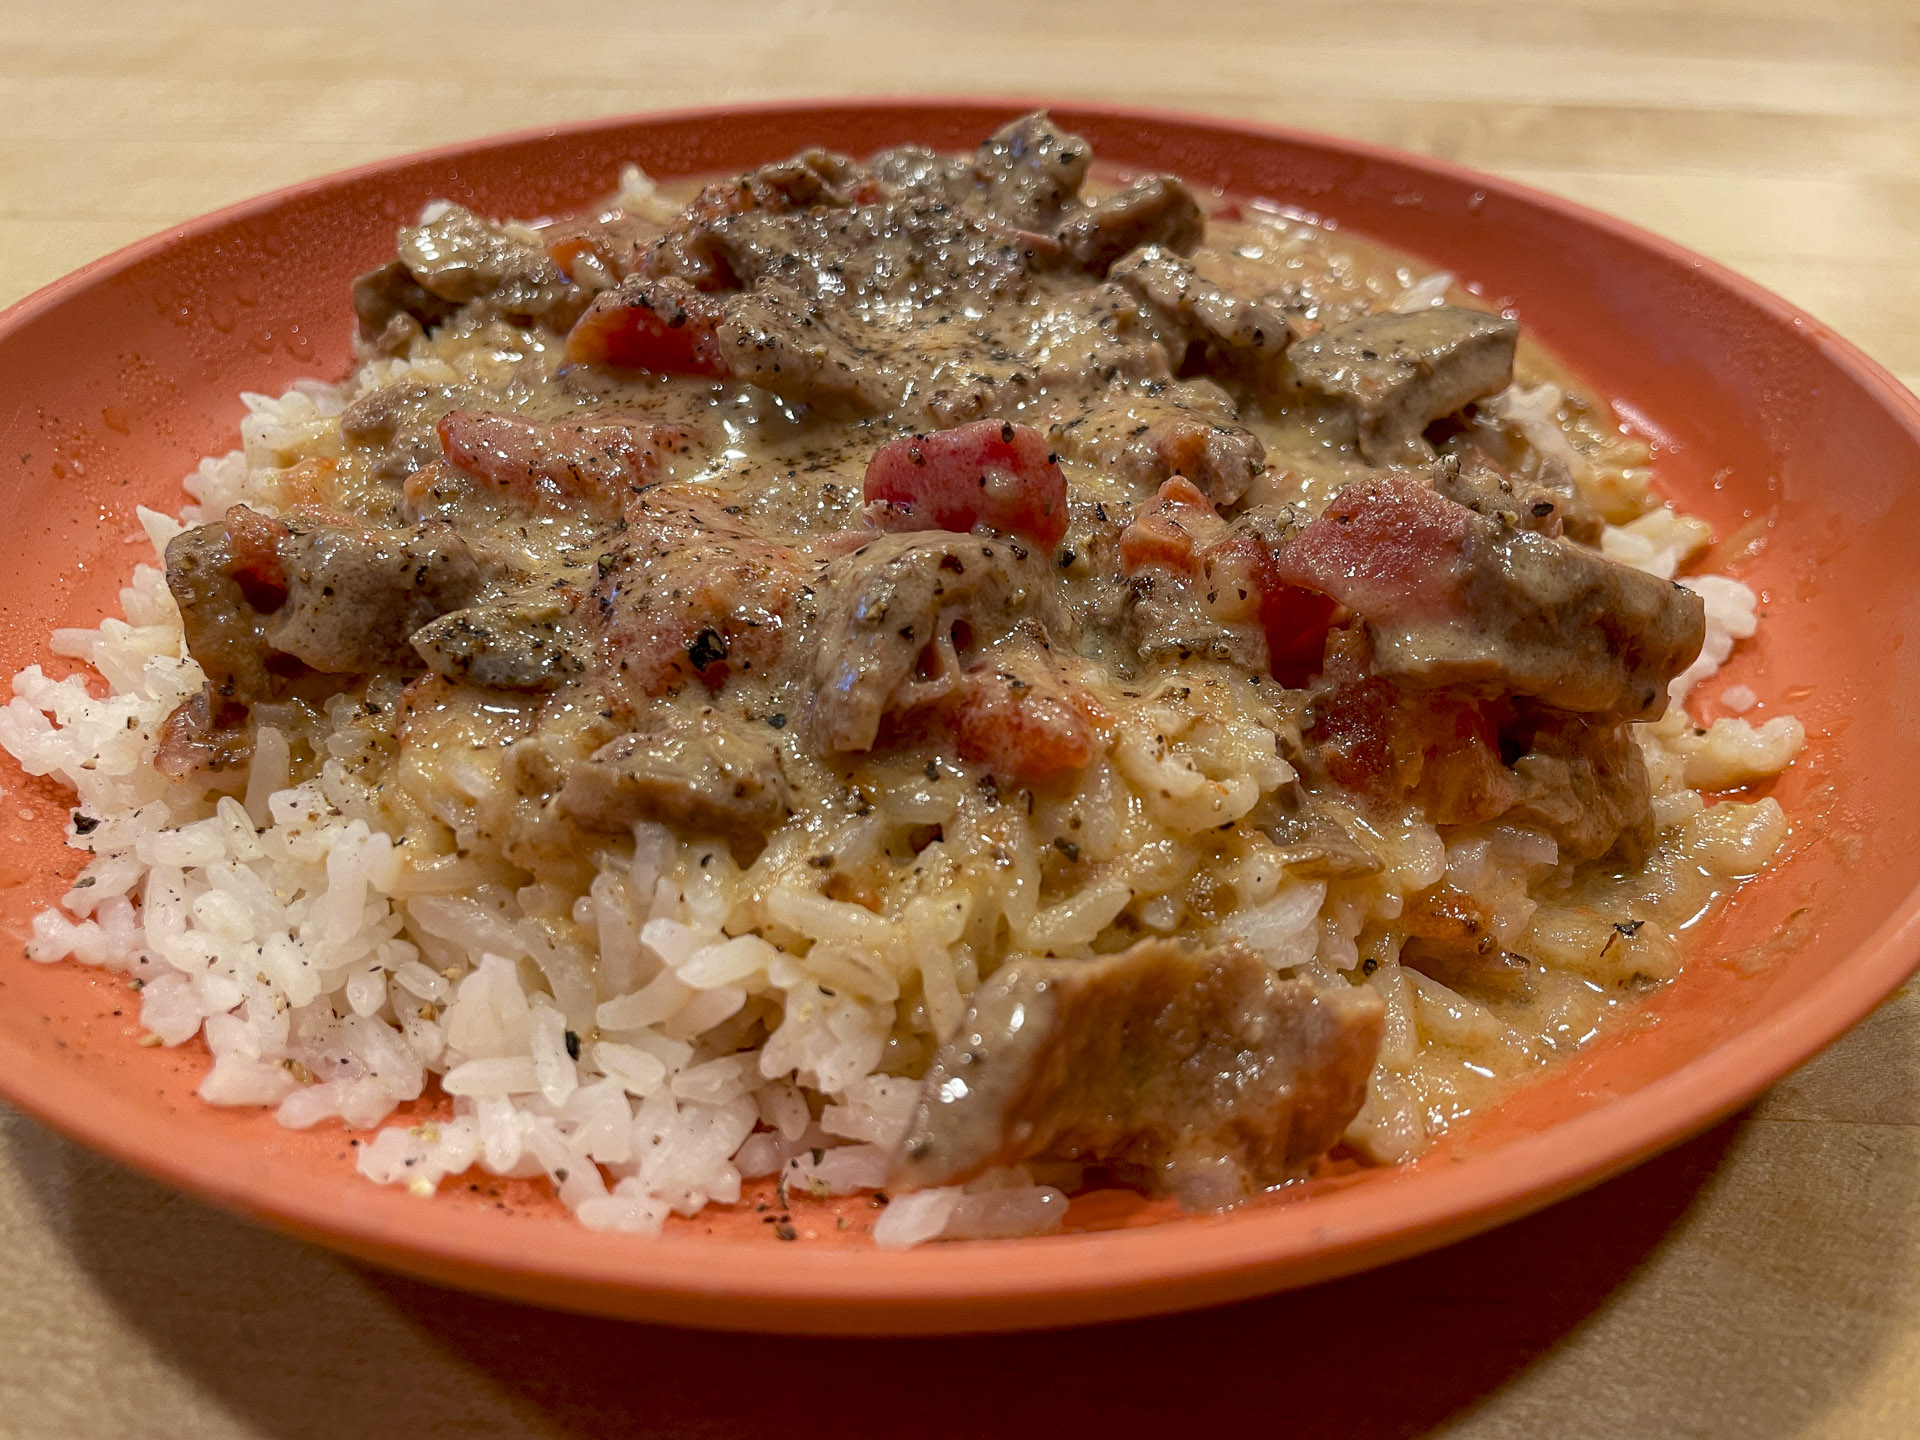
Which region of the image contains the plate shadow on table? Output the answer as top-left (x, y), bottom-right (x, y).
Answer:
top-left (20, 1007), bottom-right (1920, 1440)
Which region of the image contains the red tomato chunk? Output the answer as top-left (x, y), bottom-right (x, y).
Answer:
top-left (864, 420), bottom-right (1070, 550)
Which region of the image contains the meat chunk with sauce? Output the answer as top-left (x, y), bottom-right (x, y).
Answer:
top-left (1051, 384), bottom-right (1267, 508)
top-left (395, 204), bottom-right (579, 324)
top-left (1275, 477), bottom-right (1703, 720)
top-left (1302, 623), bottom-right (1660, 859)
top-left (891, 938), bottom-right (1384, 1207)
top-left (165, 505), bottom-right (295, 702)
top-left (1289, 307), bottom-right (1520, 464)
top-left (558, 707), bottom-right (792, 839)
top-left (1058, 175), bottom-right (1205, 276)
top-left (351, 261), bottom-right (459, 355)
top-left (1111, 244), bottom-right (1294, 373)
top-left (268, 522), bottom-right (485, 674)
top-left (970, 111), bottom-right (1093, 229)
top-left (807, 531), bottom-right (1073, 754)
top-left (165, 506), bottom-right (484, 700)
top-left (411, 600), bottom-right (583, 691)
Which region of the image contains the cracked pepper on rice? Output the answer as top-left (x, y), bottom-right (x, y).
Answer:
top-left (0, 114), bottom-right (1805, 1245)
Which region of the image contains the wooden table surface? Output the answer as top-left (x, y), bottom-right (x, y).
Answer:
top-left (4, 1), bottom-right (1919, 1435)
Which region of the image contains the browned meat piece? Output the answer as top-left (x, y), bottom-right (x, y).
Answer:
top-left (1049, 384), bottom-right (1265, 506)
top-left (1289, 307), bottom-right (1519, 464)
top-left (683, 147), bottom-right (876, 222)
top-left (1433, 446), bottom-right (1583, 538)
top-left (646, 148), bottom-right (879, 289)
top-left (1111, 244), bottom-right (1293, 371)
top-left (411, 600), bottom-right (582, 691)
top-left (1504, 707), bottom-right (1654, 863)
top-left (971, 111), bottom-right (1093, 229)
top-left (1058, 175), bottom-right (1205, 276)
top-left (1116, 487), bottom-right (1312, 674)
top-left (168, 506), bottom-right (485, 698)
top-left (1276, 477), bottom-right (1704, 721)
top-left (867, 144), bottom-right (975, 204)
top-left (435, 410), bottom-right (692, 514)
top-left (396, 204), bottom-right (579, 324)
top-left (267, 522), bottom-right (484, 675)
top-left (165, 506), bottom-right (294, 702)
top-left (339, 380), bottom-right (436, 449)
top-left (558, 707), bottom-right (792, 838)
top-left (587, 484), bottom-right (811, 698)
top-left (891, 938), bottom-right (1384, 1207)
top-left (807, 531), bottom-right (1073, 754)
top-left (1303, 627), bottom-right (1657, 858)
top-left (715, 281), bottom-right (898, 420)
top-left (351, 261), bottom-right (459, 355)
top-left (153, 687), bottom-right (252, 779)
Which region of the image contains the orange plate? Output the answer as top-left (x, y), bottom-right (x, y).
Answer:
top-left (0, 100), bottom-right (1916, 1336)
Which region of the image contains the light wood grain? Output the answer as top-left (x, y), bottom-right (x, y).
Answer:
top-left (4, 2), bottom-right (1918, 1434)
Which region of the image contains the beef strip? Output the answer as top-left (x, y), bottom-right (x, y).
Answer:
top-left (1288, 307), bottom-right (1520, 464)
top-left (807, 531), bottom-right (1074, 754)
top-left (1433, 445), bottom-right (1594, 542)
top-left (1050, 382), bottom-right (1266, 506)
top-left (970, 111), bottom-right (1094, 229)
top-left (1302, 622), bottom-right (1659, 858)
top-left (1111, 244), bottom-right (1294, 371)
top-left (714, 280), bottom-right (902, 420)
top-left (396, 204), bottom-right (579, 324)
top-left (557, 707), bottom-right (792, 838)
top-left (351, 261), bottom-right (460, 355)
top-left (411, 600), bottom-right (583, 691)
top-left (891, 938), bottom-right (1384, 1207)
top-left (1276, 476), bottom-right (1704, 721)
top-left (1502, 706), bottom-right (1654, 863)
top-left (1058, 175), bottom-right (1205, 276)
top-left (165, 505), bottom-right (293, 702)
top-left (267, 523), bottom-right (484, 674)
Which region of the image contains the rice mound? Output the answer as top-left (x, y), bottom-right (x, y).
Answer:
top-left (0, 376), bottom-right (1803, 1245)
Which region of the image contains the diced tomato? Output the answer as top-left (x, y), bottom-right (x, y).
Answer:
top-left (563, 276), bottom-right (727, 376)
top-left (864, 420), bottom-right (1070, 550)
top-left (1254, 570), bottom-right (1339, 690)
top-left (436, 411), bottom-right (686, 513)
top-left (948, 658), bottom-right (1103, 786)
top-left (1118, 476), bottom-right (1218, 573)
top-left (1201, 518), bottom-right (1337, 689)
top-left (1270, 477), bottom-right (1470, 623)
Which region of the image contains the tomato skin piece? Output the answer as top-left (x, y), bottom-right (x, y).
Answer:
top-left (1256, 577), bottom-right (1339, 690)
top-left (563, 276), bottom-right (727, 376)
top-left (864, 420), bottom-right (1070, 550)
